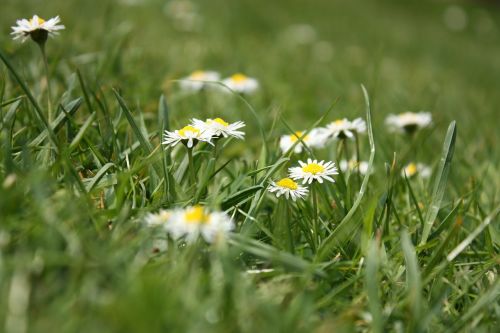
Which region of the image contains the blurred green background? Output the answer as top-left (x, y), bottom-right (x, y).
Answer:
top-left (2, 0), bottom-right (499, 159)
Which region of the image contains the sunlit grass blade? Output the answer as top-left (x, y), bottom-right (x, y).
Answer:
top-left (420, 121), bottom-right (457, 245)
top-left (446, 203), bottom-right (500, 262)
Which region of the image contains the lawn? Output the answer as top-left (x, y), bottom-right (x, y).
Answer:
top-left (0, 0), bottom-right (499, 332)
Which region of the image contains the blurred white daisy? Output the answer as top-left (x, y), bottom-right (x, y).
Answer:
top-left (163, 125), bottom-right (213, 148)
top-left (279, 128), bottom-right (328, 154)
top-left (179, 70), bottom-right (220, 91)
top-left (192, 117), bottom-right (245, 139)
top-left (339, 159), bottom-right (370, 175)
top-left (402, 162), bottom-right (432, 179)
top-left (222, 73), bottom-right (259, 94)
top-left (11, 15), bottom-right (65, 43)
top-left (326, 118), bottom-right (366, 139)
top-left (385, 112), bottom-right (432, 134)
top-left (289, 158), bottom-right (338, 184)
top-left (144, 209), bottom-right (171, 227)
top-left (268, 177), bottom-right (308, 201)
top-left (168, 205), bottom-right (234, 243)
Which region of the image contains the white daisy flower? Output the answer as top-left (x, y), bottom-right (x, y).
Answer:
top-left (279, 128), bottom-right (328, 154)
top-left (144, 209), bottom-right (171, 227)
top-left (385, 112), bottom-right (432, 134)
top-left (339, 159), bottom-right (370, 175)
top-left (289, 158), bottom-right (338, 184)
top-left (326, 117), bottom-right (366, 139)
top-left (179, 70), bottom-right (220, 91)
top-left (191, 117), bottom-right (245, 139)
top-left (402, 163), bottom-right (432, 179)
top-left (163, 124), bottom-right (213, 148)
top-left (168, 205), bottom-right (234, 243)
top-left (268, 177), bottom-right (309, 201)
top-left (221, 73), bottom-right (259, 94)
top-left (11, 15), bottom-right (65, 43)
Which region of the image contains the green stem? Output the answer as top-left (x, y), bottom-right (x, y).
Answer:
top-left (354, 132), bottom-right (362, 186)
top-left (312, 183), bottom-right (320, 249)
top-left (186, 147), bottom-right (196, 187)
top-left (284, 198), bottom-right (295, 254)
top-left (39, 43), bottom-right (53, 124)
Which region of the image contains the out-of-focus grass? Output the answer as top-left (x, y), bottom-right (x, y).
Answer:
top-left (0, 0), bottom-right (499, 332)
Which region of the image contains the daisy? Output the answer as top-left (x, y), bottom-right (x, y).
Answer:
top-left (221, 73), bottom-right (259, 94)
top-left (279, 128), bottom-right (328, 154)
top-left (191, 117), bottom-right (245, 139)
top-left (339, 159), bottom-right (370, 175)
top-left (402, 162), bottom-right (432, 179)
top-left (179, 70), bottom-right (220, 91)
top-left (11, 15), bottom-right (65, 43)
top-left (385, 112), bottom-right (432, 134)
top-left (289, 158), bottom-right (338, 184)
top-left (144, 209), bottom-right (171, 227)
top-left (326, 118), bottom-right (366, 139)
top-left (268, 177), bottom-right (309, 201)
top-left (168, 205), bottom-right (234, 243)
top-left (163, 124), bottom-right (213, 148)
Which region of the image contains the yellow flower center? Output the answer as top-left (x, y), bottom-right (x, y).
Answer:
top-left (302, 163), bottom-right (324, 174)
top-left (178, 125), bottom-right (200, 137)
top-left (30, 17), bottom-right (45, 25)
top-left (290, 131), bottom-right (309, 142)
top-left (231, 73), bottom-right (248, 82)
top-left (184, 206), bottom-right (209, 224)
top-left (334, 119), bottom-right (345, 126)
top-left (208, 118), bottom-right (229, 127)
top-left (190, 70), bottom-right (206, 79)
top-left (406, 163), bottom-right (417, 176)
top-left (276, 178), bottom-right (298, 190)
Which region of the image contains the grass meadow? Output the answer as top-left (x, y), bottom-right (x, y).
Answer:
top-left (0, 0), bottom-right (499, 332)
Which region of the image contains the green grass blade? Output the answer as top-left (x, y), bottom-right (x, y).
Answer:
top-left (0, 49), bottom-right (59, 151)
top-left (365, 240), bottom-right (383, 333)
top-left (401, 230), bottom-right (423, 332)
top-left (420, 121), bottom-right (457, 245)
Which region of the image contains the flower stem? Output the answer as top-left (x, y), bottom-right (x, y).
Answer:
top-left (311, 183), bottom-right (320, 249)
top-left (186, 147), bottom-right (196, 187)
top-left (38, 43), bottom-right (53, 124)
top-left (354, 132), bottom-right (362, 186)
top-left (285, 202), bottom-right (295, 254)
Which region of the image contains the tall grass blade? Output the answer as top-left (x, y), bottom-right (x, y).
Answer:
top-left (316, 84), bottom-right (375, 261)
top-left (420, 121), bottom-right (457, 245)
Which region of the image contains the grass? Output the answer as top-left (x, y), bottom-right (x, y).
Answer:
top-left (1, 0), bottom-right (499, 332)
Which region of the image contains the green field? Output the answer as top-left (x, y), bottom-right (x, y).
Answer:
top-left (1, 0), bottom-right (499, 332)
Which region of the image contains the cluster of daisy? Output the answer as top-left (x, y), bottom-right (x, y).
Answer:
top-left (279, 117), bottom-right (366, 154)
top-left (145, 205), bottom-right (234, 243)
top-left (179, 70), bottom-right (259, 94)
top-left (268, 159), bottom-right (338, 201)
top-left (163, 117), bottom-right (245, 148)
